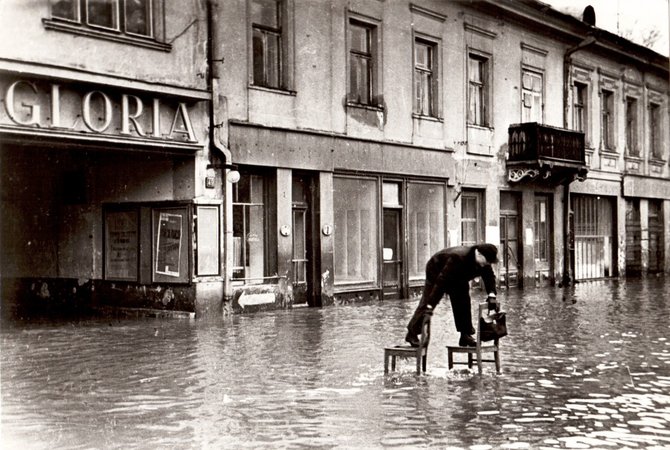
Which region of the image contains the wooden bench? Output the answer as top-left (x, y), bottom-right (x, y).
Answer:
top-left (446, 302), bottom-right (501, 374)
top-left (384, 306), bottom-right (433, 374)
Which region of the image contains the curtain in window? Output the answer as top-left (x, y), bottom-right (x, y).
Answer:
top-left (407, 183), bottom-right (444, 280)
top-left (333, 177), bottom-right (378, 285)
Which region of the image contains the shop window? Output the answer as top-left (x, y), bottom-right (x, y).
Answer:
top-left (232, 171), bottom-right (276, 284)
top-left (104, 208), bottom-right (139, 281)
top-left (251, 0), bottom-right (292, 90)
top-left (468, 52), bottom-right (491, 127)
top-left (461, 190), bottom-right (483, 247)
top-left (104, 203), bottom-right (201, 284)
top-left (414, 38), bottom-right (438, 118)
top-left (407, 182), bottom-right (445, 281)
top-left (348, 18), bottom-right (379, 106)
top-left (46, 0), bottom-right (168, 50)
top-left (153, 207), bottom-right (189, 283)
top-left (333, 176), bottom-right (378, 286)
top-left (195, 205), bottom-right (221, 276)
top-left (521, 69), bottom-right (543, 123)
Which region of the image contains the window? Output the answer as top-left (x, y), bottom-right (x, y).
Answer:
top-left (573, 82), bottom-right (588, 137)
top-left (534, 195), bottom-right (550, 263)
top-left (414, 39), bottom-right (437, 117)
top-left (233, 171), bottom-right (275, 284)
top-left (103, 202), bottom-right (200, 284)
top-left (105, 208), bottom-right (139, 281)
top-left (626, 97), bottom-right (639, 156)
top-left (50, 0), bottom-right (153, 37)
top-left (461, 190), bottom-right (483, 247)
top-left (251, 0), bottom-right (287, 89)
top-left (601, 90), bottom-right (614, 150)
top-left (407, 183), bottom-right (445, 280)
top-left (348, 19), bottom-right (377, 106)
top-left (521, 69), bottom-right (543, 123)
top-left (649, 102), bottom-right (662, 159)
top-left (468, 54), bottom-right (490, 126)
top-left (333, 176), bottom-right (378, 285)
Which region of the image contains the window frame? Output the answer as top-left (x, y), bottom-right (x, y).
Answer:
top-left (601, 89), bottom-right (615, 151)
top-left (625, 96), bottom-right (639, 157)
top-left (649, 102), bottom-right (662, 160)
top-left (467, 51), bottom-right (491, 127)
top-left (460, 189), bottom-right (484, 247)
top-left (573, 82), bottom-right (589, 138)
top-left (45, 0), bottom-right (168, 51)
top-left (521, 67), bottom-right (544, 124)
top-left (346, 14), bottom-right (382, 108)
top-left (250, 0), bottom-right (293, 91)
top-left (231, 169), bottom-right (278, 285)
top-left (413, 34), bottom-right (440, 118)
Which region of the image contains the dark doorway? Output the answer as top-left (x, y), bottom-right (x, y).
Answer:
top-left (292, 173), bottom-right (319, 306)
top-left (500, 192), bottom-right (521, 288)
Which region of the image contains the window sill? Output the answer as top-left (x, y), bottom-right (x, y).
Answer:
top-left (600, 148), bottom-right (618, 156)
top-left (346, 102), bottom-right (384, 112)
top-left (467, 123), bottom-right (494, 131)
top-left (624, 154), bottom-right (643, 161)
top-left (42, 19), bottom-right (171, 52)
top-left (249, 85), bottom-right (297, 96)
top-left (649, 158), bottom-right (667, 165)
top-left (412, 113), bottom-right (443, 123)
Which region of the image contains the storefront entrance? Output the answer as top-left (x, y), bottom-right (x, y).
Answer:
top-left (500, 192), bottom-right (521, 288)
top-left (382, 208), bottom-right (402, 299)
top-left (573, 195), bottom-right (615, 280)
top-left (648, 200), bottom-right (664, 273)
top-left (382, 182), bottom-right (403, 299)
top-left (292, 173), bottom-right (318, 306)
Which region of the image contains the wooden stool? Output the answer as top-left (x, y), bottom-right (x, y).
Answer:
top-left (384, 307), bottom-right (432, 374)
top-left (447, 302), bottom-right (501, 374)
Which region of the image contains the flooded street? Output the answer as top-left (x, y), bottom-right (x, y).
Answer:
top-left (2, 277), bottom-right (670, 449)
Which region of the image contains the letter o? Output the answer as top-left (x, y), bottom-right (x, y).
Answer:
top-left (82, 90), bottom-right (112, 133)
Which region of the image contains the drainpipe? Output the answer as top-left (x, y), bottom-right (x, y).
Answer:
top-left (561, 34), bottom-right (596, 286)
top-left (206, 0), bottom-right (236, 308)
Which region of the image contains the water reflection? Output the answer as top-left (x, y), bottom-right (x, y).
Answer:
top-left (2, 277), bottom-right (670, 448)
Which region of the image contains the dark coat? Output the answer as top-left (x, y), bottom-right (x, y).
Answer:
top-left (425, 245), bottom-right (497, 298)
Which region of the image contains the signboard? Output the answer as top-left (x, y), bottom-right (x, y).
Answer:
top-left (0, 77), bottom-right (199, 143)
top-left (105, 210), bottom-right (138, 281)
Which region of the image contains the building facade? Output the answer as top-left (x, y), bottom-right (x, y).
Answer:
top-left (1, 0), bottom-right (668, 319)
top-left (0, 0), bottom-right (227, 319)
top-left (215, 0), bottom-right (669, 313)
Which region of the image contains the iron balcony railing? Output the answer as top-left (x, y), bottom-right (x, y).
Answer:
top-left (508, 123), bottom-right (585, 166)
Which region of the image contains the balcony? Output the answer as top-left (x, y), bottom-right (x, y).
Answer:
top-left (507, 123), bottom-right (588, 185)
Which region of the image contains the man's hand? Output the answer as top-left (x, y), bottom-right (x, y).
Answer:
top-left (486, 294), bottom-right (499, 311)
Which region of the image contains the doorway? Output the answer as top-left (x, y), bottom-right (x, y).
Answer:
top-left (500, 192), bottom-right (521, 288)
top-left (382, 182), bottom-right (403, 299)
top-left (573, 195), bottom-right (615, 280)
top-left (534, 194), bottom-right (553, 286)
top-left (292, 173), bottom-right (318, 306)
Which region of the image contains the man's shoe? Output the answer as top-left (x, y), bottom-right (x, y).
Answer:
top-left (459, 334), bottom-right (476, 347)
top-left (405, 332), bottom-right (420, 348)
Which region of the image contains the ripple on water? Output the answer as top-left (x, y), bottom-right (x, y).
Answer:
top-left (3, 278), bottom-right (670, 447)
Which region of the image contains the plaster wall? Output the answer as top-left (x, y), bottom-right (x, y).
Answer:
top-left (0, 0), bottom-right (208, 91)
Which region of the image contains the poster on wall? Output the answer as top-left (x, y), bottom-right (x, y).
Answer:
top-left (105, 210), bottom-right (138, 281)
top-left (155, 212), bottom-right (183, 277)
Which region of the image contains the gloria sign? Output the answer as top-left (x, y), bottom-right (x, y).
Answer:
top-left (1, 78), bottom-right (199, 143)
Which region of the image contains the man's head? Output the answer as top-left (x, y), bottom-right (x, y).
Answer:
top-left (474, 243), bottom-right (499, 267)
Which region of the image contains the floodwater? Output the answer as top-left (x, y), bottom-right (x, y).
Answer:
top-left (2, 277), bottom-right (670, 449)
